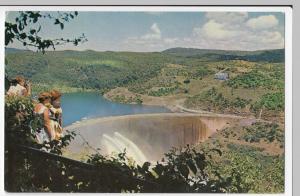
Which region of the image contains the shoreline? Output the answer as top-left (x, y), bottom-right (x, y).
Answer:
top-left (103, 87), bottom-right (280, 125)
top-left (102, 87), bottom-right (185, 112)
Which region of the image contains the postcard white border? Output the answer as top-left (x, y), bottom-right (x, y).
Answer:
top-left (0, 5), bottom-right (293, 196)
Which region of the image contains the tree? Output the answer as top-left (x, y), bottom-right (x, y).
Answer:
top-left (183, 79), bottom-right (190, 84)
top-left (5, 11), bottom-right (87, 53)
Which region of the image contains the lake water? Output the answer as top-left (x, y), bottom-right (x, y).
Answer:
top-left (61, 92), bottom-right (170, 126)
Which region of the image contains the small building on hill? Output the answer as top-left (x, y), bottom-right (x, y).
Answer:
top-left (214, 72), bottom-right (229, 80)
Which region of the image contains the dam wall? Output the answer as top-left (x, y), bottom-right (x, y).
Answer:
top-left (63, 113), bottom-right (244, 161)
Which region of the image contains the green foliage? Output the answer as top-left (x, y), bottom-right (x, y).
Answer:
top-left (5, 96), bottom-right (37, 146)
top-left (221, 144), bottom-right (284, 193)
top-left (7, 145), bottom-right (241, 193)
top-left (231, 97), bottom-right (251, 109)
top-left (185, 88), bottom-right (251, 112)
top-left (6, 47), bottom-right (284, 95)
top-left (191, 67), bottom-right (213, 79)
top-left (201, 122), bottom-right (285, 193)
top-left (252, 92), bottom-right (284, 112)
top-left (242, 122), bottom-right (284, 144)
top-left (227, 70), bottom-right (270, 89)
top-left (135, 95), bottom-right (143, 104)
top-left (5, 96), bottom-right (76, 153)
top-left (148, 86), bottom-right (178, 97)
top-left (5, 11), bottom-right (87, 53)
top-left (184, 87), bottom-right (231, 112)
top-left (5, 96), bottom-right (76, 191)
top-left (227, 66), bottom-right (284, 91)
top-left (111, 94), bottom-right (143, 104)
top-left (163, 47), bottom-right (284, 63)
top-left (6, 50), bottom-right (172, 92)
top-left (84, 146), bottom-right (236, 193)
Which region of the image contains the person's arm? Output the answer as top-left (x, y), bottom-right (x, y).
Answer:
top-left (6, 89), bottom-right (12, 96)
top-left (59, 108), bottom-right (63, 127)
top-left (24, 82), bottom-right (31, 96)
top-left (43, 108), bottom-right (55, 140)
top-left (6, 86), bottom-right (14, 96)
top-left (26, 82), bottom-right (31, 96)
top-left (21, 88), bottom-right (27, 96)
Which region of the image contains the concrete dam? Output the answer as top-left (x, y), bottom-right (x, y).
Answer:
top-left (63, 113), bottom-right (251, 163)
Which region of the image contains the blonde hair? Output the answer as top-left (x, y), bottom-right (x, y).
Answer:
top-left (50, 89), bottom-right (62, 101)
top-left (38, 92), bottom-right (51, 103)
top-left (14, 76), bottom-right (25, 85)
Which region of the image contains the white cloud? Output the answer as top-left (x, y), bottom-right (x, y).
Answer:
top-left (140, 23), bottom-right (161, 40)
top-left (189, 13), bottom-right (283, 50)
top-left (122, 23), bottom-right (180, 51)
top-left (151, 23), bottom-right (161, 34)
top-left (246, 15), bottom-right (279, 30)
top-left (121, 13), bottom-right (284, 52)
top-left (261, 31), bottom-right (284, 45)
top-left (206, 12), bottom-right (248, 24)
top-left (196, 20), bottom-right (239, 40)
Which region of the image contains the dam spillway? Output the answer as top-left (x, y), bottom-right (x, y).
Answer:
top-left (63, 113), bottom-right (245, 163)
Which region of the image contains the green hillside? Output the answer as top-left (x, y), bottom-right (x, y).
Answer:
top-left (5, 49), bottom-right (176, 91)
top-left (5, 47), bottom-right (285, 121)
top-left (163, 47), bottom-right (284, 63)
top-left (6, 47), bottom-right (284, 90)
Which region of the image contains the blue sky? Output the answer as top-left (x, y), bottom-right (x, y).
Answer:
top-left (6, 11), bottom-right (285, 52)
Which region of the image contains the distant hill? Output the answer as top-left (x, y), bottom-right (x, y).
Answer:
top-left (5, 49), bottom-right (175, 91)
top-left (5, 47), bottom-right (30, 54)
top-left (5, 47), bottom-right (285, 92)
top-left (163, 47), bottom-right (284, 63)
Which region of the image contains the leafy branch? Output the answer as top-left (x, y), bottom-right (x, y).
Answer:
top-left (5, 11), bottom-right (87, 53)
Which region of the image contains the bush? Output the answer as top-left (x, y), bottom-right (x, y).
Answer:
top-left (252, 92), bottom-right (284, 112)
top-left (227, 70), bottom-right (273, 89)
top-left (184, 87), bottom-right (230, 112)
top-left (232, 97), bottom-right (251, 109)
top-left (148, 86), bottom-right (178, 97)
top-left (242, 122), bottom-right (284, 144)
top-left (5, 96), bottom-right (75, 191)
top-left (215, 148), bottom-right (284, 193)
top-left (183, 79), bottom-right (190, 84)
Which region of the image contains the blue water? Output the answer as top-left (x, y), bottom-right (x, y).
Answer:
top-left (61, 92), bottom-right (170, 126)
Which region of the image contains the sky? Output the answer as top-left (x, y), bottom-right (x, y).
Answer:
top-left (6, 11), bottom-right (285, 52)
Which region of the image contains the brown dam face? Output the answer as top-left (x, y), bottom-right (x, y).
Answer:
top-left (63, 113), bottom-right (243, 162)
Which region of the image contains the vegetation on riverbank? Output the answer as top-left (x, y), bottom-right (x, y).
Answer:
top-left (196, 121), bottom-right (284, 193)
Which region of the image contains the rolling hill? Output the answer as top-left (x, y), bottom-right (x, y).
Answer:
top-left (5, 47), bottom-right (284, 94)
top-left (163, 47), bottom-right (284, 63)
